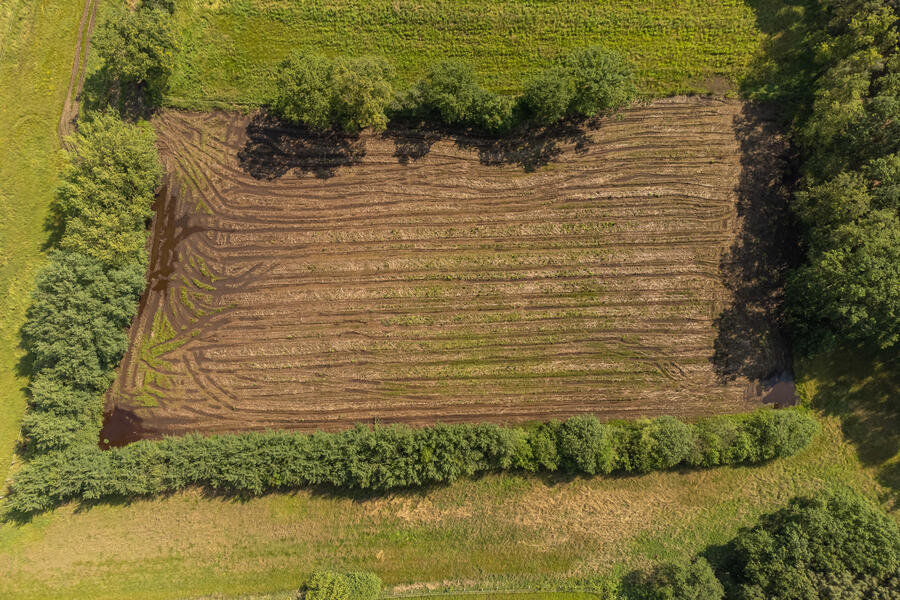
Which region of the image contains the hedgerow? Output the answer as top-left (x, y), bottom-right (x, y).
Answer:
top-left (272, 46), bottom-right (635, 133)
top-left (7, 408), bottom-right (818, 515)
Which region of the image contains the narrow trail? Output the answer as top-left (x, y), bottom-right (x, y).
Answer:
top-left (103, 97), bottom-right (792, 443)
top-left (58, 0), bottom-right (97, 146)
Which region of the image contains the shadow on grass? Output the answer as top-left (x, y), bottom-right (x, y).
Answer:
top-left (740, 0), bottom-right (823, 117)
top-left (803, 346), bottom-right (900, 509)
top-left (80, 66), bottom-right (159, 122)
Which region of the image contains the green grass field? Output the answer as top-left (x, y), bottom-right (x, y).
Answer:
top-left (165, 0), bottom-right (765, 109)
top-left (0, 0), bottom-right (85, 497)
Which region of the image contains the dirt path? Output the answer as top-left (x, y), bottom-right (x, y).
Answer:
top-left (58, 0), bottom-right (97, 146)
top-left (103, 97), bottom-right (792, 443)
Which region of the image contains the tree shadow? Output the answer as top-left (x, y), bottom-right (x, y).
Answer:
top-left (381, 126), bottom-right (443, 164)
top-left (237, 111), bottom-right (367, 180)
top-left (455, 119), bottom-right (594, 171)
top-left (99, 407), bottom-right (149, 449)
top-left (804, 346), bottom-right (900, 510)
top-left (80, 66), bottom-right (158, 122)
top-left (381, 116), bottom-right (596, 171)
top-left (712, 102), bottom-right (801, 382)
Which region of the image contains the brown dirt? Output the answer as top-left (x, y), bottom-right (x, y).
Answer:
top-left (102, 97), bottom-right (792, 443)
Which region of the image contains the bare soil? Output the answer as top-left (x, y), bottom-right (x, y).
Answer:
top-left (102, 97), bottom-right (792, 443)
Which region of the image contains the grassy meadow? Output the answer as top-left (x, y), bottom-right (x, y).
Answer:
top-left (165, 0), bottom-right (765, 109)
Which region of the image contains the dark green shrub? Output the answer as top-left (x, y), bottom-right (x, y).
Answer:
top-left (644, 416), bottom-right (695, 470)
top-left (272, 52), bottom-right (394, 132)
top-left (562, 46), bottom-right (635, 118)
top-left (528, 421), bottom-right (561, 471)
top-left (93, 5), bottom-right (177, 101)
top-left (689, 415), bottom-right (744, 467)
top-left (521, 66), bottom-right (576, 125)
top-left (410, 60), bottom-right (511, 132)
top-left (28, 375), bottom-right (99, 417)
top-left (20, 251), bottom-right (145, 391)
top-left (271, 52), bottom-right (334, 129)
top-left (557, 415), bottom-right (615, 475)
top-left (635, 558), bottom-right (724, 600)
top-left (414, 60), bottom-right (486, 124)
top-left (329, 56), bottom-right (394, 132)
top-left (20, 413), bottom-right (91, 454)
top-left (141, 0), bottom-right (175, 13)
top-left (865, 153), bottom-right (900, 212)
top-left (728, 489), bottom-right (900, 600)
top-left (745, 408), bottom-right (821, 461)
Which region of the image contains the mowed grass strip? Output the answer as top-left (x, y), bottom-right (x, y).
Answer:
top-left (166, 0), bottom-right (764, 108)
top-left (0, 0), bottom-right (87, 491)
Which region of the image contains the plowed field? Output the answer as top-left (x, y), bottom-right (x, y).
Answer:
top-left (103, 97), bottom-right (791, 441)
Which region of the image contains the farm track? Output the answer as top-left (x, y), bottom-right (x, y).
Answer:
top-left (104, 97), bottom-right (789, 441)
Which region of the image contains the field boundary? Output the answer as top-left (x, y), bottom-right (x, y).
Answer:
top-left (59, 0), bottom-right (97, 145)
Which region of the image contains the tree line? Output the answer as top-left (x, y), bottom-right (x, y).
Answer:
top-left (762, 0), bottom-right (900, 352)
top-left (271, 45), bottom-right (635, 133)
top-left (8, 409), bottom-right (817, 515)
top-left (20, 112), bottom-right (161, 456)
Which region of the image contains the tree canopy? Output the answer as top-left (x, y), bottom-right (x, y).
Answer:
top-left (93, 5), bottom-right (178, 100)
top-left (727, 489), bottom-right (900, 599)
top-left (56, 111), bottom-right (162, 267)
top-left (272, 52), bottom-right (394, 132)
top-left (20, 251), bottom-right (145, 392)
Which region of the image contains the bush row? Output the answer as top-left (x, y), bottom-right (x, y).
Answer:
top-left (7, 408), bottom-right (818, 514)
top-left (19, 112), bottom-right (160, 455)
top-left (774, 0), bottom-right (900, 351)
top-left (272, 46), bottom-right (635, 133)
